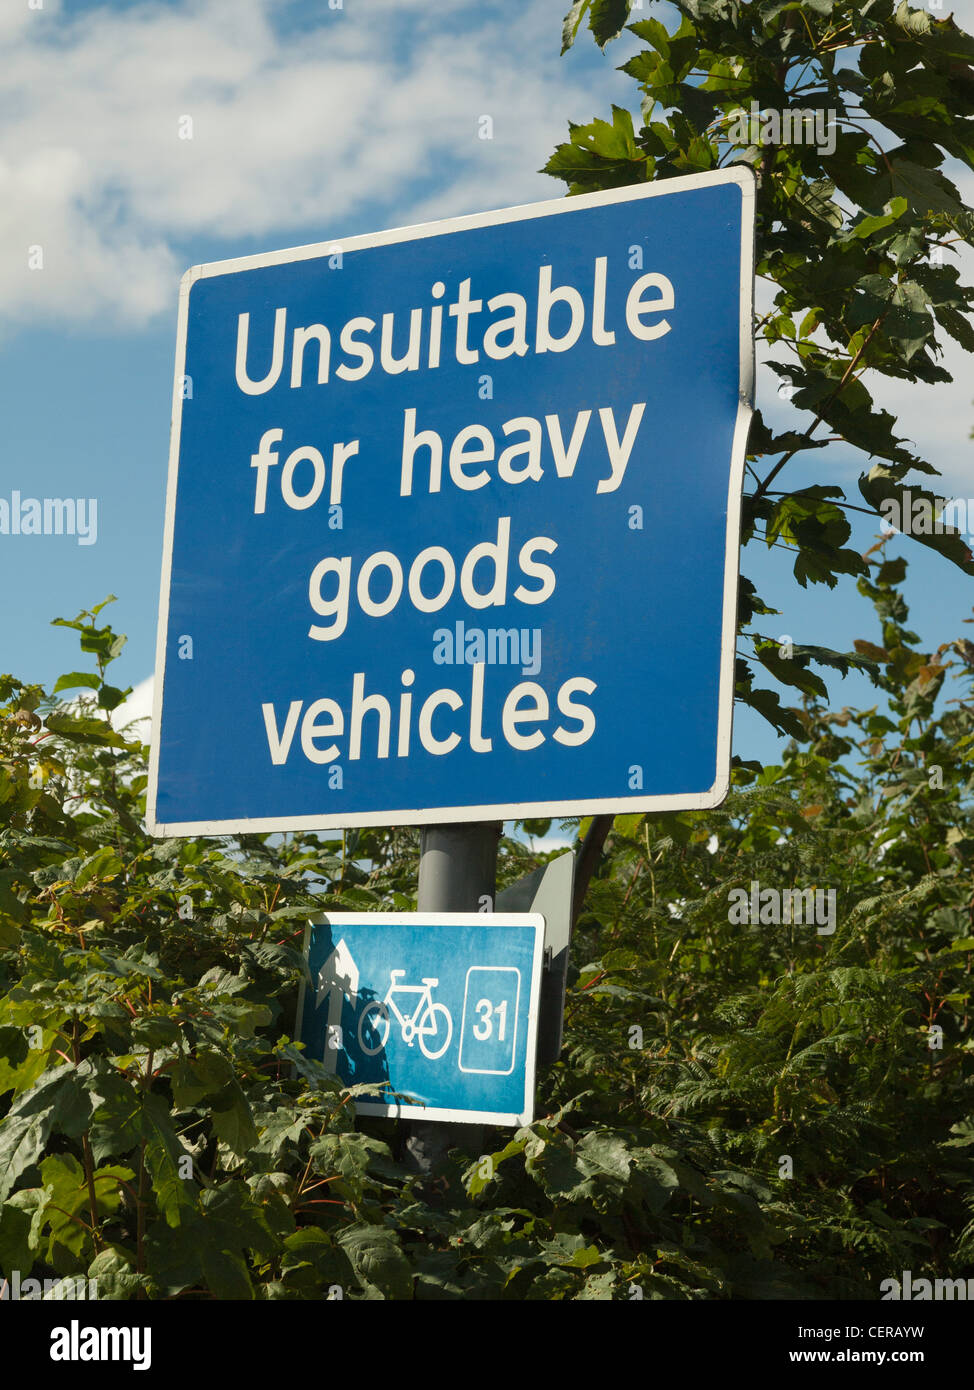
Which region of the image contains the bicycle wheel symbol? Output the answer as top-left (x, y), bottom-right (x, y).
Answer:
top-left (418, 1002), bottom-right (452, 1060)
top-left (358, 1001), bottom-right (390, 1056)
top-left (357, 998), bottom-right (453, 1060)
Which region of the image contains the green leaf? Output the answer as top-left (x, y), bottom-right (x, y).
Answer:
top-left (887, 156), bottom-right (964, 217)
top-left (86, 1248), bottom-right (146, 1299)
top-left (140, 1091), bottom-right (196, 1227)
top-left (88, 1070), bottom-right (143, 1163)
top-left (199, 1183), bottom-right (277, 1260)
top-left (575, 1130), bottom-right (634, 1184)
top-left (859, 467), bottom-right (974, 575)
top-left (591, 0), bottom-right (630, 48)
top-left (210, 1079), bottom-right (259, 1157)
top-left (74, 846), bottom-right (124, 890)
top-left (561, 0), bottom-right (588, 54)
top-left (0, 1064), bottom-right (97, 1200)
top-left (935, 304), bottom-right (974, 353)
top-left (0, 1200), bottom-right (34, 1277)
top-left (199, 1244), bottom-right (254, 1300)
top-left (97, 685), bottom-right (130, 713)
top-left (79, 628), bottom-right (127, 663)
top-left (539, 1231), bottom-right (604, 1267)
top-left (42, 712), bottom-right (128, 748)
top-left (893, 1), bottom-right (974, 60)
top-left (735, 672), bottom-right (808, 741)
top-left (0, 873), bottom-right (28, 924)
top-left (0, 1025), bottom-right (28, 1072)
top-left (171, 1049), bottom-right (234, 1108)
top-left (52, 672), bottom-right (102, 694)
top-left (0, 1114), bottom-right (53, 1203)
top-left (853, 198), bottom-right (908, 238)
top-left (282, 1226), bottom-right (355, 1289)
top-left (37, 1154), bottom-right (132, 1259)
top-left (338, 1224), bottom-right (413, 1300)
top-left (561, 0), bottom-right (631, 52)
top-left (571, 107), bottom-right (638, 161)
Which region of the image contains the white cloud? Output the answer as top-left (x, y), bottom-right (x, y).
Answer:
top-left (113, 673), bottom-right (153, 734)
top-left (6, 0), bottom-right (973, 485)
top-left (1, 0), bottom-right (611, 329)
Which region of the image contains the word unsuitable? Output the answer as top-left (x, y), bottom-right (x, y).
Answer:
top-left (234, 258), bottom-right (674, 395)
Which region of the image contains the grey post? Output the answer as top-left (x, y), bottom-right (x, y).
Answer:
top-left (403, 821), bottom-right (501, 1175)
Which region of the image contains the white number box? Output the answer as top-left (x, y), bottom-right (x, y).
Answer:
top-left (458, 967), bottom-right (521, 1076)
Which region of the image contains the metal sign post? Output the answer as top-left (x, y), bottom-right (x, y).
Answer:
top-left (407, 821), bottom-right (500, 1170)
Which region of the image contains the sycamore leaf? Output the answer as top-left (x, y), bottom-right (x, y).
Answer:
top-left (561, 0), bottom-right (588, 53)
top-left (859, 466), bottom-right (974, 575)
top-left (140, 1091), bottom-right (196, 1228)
top-left (887, 157), bottom-right (964, 216)
top-left (338, 1224), bottom-right (413, 1300)
top-left (42, 713), bottom-right (128, 748)
top-left (561, 0), bottom-right (630, 53)
top-left (52, 672), bottom-right (102, 694)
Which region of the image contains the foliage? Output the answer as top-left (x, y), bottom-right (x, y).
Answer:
top-left (3, 0), bottom-right (974, 1304)
top-left (553, 0), bottom-right (974, 736)
top-left (1, 568), bottom-right (973, 1299)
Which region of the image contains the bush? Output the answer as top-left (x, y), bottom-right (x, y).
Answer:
top-left (2, 561), bottom-right (974, 1299)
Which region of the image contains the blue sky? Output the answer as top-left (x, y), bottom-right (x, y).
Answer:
top-left (2, 0), bottom-right (973, 791)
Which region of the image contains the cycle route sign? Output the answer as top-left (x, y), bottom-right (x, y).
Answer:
top-left (147, 166), bottom-right (755, 835)
top-left (297, 912), bottom-right (546, 1125)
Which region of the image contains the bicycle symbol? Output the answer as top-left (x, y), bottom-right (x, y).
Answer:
top-left (357, 970), bottom-right (453, 1060)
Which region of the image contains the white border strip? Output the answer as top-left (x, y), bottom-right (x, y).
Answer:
top-left (148, 167), bottom-right (756, 836)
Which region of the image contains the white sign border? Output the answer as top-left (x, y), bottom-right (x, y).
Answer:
top-left (295, 911), bottom-right (546, 1126)
top-left (147, 166), bottom-right (756, 836)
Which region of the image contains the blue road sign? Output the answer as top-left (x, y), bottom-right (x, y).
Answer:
top-left (148, 169), bottom-right (755, 835)
top-left (297, 912), bottom-right (546, 1125)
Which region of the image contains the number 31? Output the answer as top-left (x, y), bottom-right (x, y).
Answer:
top-left (473, 998), bottom-right (508, 1041)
